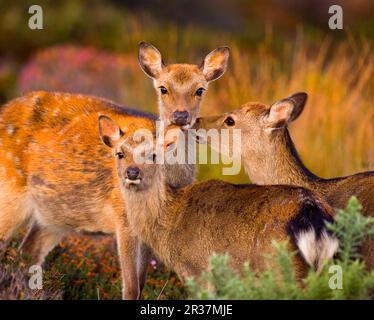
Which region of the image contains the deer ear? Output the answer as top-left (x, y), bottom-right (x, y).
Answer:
top-left (138, 42), bottom-right (164, 79)
top-left (201, 46), bottom-right (230, 82)
top-left (98, 115), bottom-right (123, 148)
top-left (163, 125), bottom-right (182, 151)
top-left (267, 92), bottom-right (308, 129)
top-left (286, 92), bottom-right (308, 121)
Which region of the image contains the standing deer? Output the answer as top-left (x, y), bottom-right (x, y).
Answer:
top-left (194, 92), bottom-right (374, 268)
top-left (98, 117), bottom-right (338, 281)
top-left (0, 43), bottom-right (229, 299)
top-left (0, 91), bottom-right (157, 299)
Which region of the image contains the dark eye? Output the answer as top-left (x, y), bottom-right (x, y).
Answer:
top-left (116, 152), bottom-right (124, 159)
top-left (152, 154), bottom-right (157, 162)
top-left (224, 116), bottom-right (235, 127)
top-left (195, 88), bottom-right (205, 97)
top-left (159, 86), bottom-right (168, 94)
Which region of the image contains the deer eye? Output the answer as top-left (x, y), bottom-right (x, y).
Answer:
top-left (116, 152), bottom-right (124, 159)
top-left (159, 86), bottom-right (168, 95)
top-left (224, 116), bottom-right (235, 127)
top-left (195, 88), bottom-right (205, 97)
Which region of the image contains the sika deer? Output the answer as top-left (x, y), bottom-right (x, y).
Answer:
top-left (0, 91), bottom-right (156, 299)
top-left (99, 117), bottom-right (338, 280)
top-left (138, 42), bottom-right (229, 188)
top-left (195, 92), bottom-right (374, 268)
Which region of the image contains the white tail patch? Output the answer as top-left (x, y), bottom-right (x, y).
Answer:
top-left (296, 229), bottom-right (339, 272)
top-left (317, 231), bottom-right (339, 272)
top-left (296, 229), bottom-right (318, 267)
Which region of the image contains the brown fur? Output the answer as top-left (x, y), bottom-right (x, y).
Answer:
top-left (0, 91), bottom-right (156, 299)
top-left (195, 92), bottom-right (374, 268)
top-left (138, 42), bottom-right (229, 188)
top-left (0, 43), bottom-right (228, 299)
top-left (101, 123), bottom-right (337, 282)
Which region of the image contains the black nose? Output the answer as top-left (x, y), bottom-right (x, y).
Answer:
top-left (171, 111), bottom-right (189, 126)
top-left (126, 167), bottom-right (140, 180)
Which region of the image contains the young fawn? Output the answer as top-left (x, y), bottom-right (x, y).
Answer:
top-left (99, 117), bottom-right (338, 280)
top-left (138, 42), bottom-right (229, 188)
top-left (195, 92), bottom-right (374, 268)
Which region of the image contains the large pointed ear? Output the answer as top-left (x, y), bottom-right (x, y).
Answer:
top-left (138, 42), bottom-right (164, 79)
top-left (163, 125), bottom-right (182, 151)
top-left (98, 115), bottom-right (123, 148)
top-left (201, 46), bottom-right (230, 82)
top-left (267, 92), bottom-right (308, 129)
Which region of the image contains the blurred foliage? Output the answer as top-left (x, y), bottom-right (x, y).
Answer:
top-left (18, 45), bottom-right (135, 101)
top-left (1, 0), bottom-right (374, 60)
top-left (187, 197), bottom-right (374, 300)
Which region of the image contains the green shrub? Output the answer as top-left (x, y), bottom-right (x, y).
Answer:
top-left (187, 197), bottom-right (374, 300)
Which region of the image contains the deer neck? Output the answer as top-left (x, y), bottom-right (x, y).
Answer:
top-left (123, 169), bottom-right (176, 250)
top-left (164, 131), bottom-right (196, 188)
top-left (243, 129), bottom-right (320, 188)
top-left (156, 108), bottom-right (196, 188)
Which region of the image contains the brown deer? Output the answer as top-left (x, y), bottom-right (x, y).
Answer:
top-left (0, 91), bottom-right (158, 299)
top-left (138, 42), bottom-right (229, 188)
top-left (0, 43), bottom-right (229, 299)
top-left (98, 116), bottom-right (338, 281)
top-left (194, 92), bottom-right (374, 268)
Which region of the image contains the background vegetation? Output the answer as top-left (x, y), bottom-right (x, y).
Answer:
top-left (0, 0), bottom-right (373, 299)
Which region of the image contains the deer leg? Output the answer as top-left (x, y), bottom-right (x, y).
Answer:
top-left (115, 224), bottom-right (143, 300)
top-left (137, 243), bottom-right (151, 295)
top-left (0, 189), bottom-right (30, 242)
top-left (20, 222), bottom-right (64, 265)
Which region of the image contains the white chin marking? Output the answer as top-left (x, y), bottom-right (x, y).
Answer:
top-left (125, 178), bottom-right (141, 185)
top-left (182, 124), bottom-right (192, 130)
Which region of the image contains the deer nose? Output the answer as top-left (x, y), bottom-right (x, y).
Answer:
top-left (126, 167), bottom-right (140, 180)
top-left (171, 111), bottom-right (189, 126)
